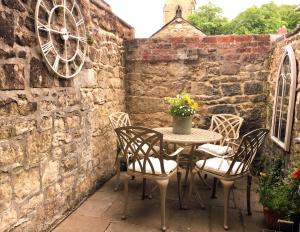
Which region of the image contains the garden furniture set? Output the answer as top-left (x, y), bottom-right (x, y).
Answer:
top-left (109, 111), bottom-right (269, 231)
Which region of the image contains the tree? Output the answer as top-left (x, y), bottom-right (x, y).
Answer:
top-left (187, 2), bottom-right (229, 35)
top-left (187, 2), bottom-right (300, 35)
top-left (229, 2), bottom-right (300, 34)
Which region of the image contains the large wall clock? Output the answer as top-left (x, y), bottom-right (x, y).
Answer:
top-left (35, 0), bottom-right (87, 79)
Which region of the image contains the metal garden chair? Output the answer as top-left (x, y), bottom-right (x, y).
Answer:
top-left (191, 128), bottom-right (269, 230)
top-left (115, 126), bottom-right (184, 231)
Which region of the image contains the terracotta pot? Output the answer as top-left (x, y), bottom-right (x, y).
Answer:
top-left (172, 115), bottom-right (193, 135)
top-left (263, 206), bottom-right (280, 230)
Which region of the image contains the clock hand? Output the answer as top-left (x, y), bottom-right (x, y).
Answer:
top-left (38, 26), bottom-right (63, 35)
top-left (68, 34), bottom-right (87, 43)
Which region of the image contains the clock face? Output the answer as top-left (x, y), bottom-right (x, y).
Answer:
top-left (35, 0), bottom-right (87, 79)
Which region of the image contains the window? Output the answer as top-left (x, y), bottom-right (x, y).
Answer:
top-left (271, 45), bottom-right (297, 151)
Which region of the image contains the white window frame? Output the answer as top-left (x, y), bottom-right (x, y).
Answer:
top-left (271, 44), bottom-right (297, 151)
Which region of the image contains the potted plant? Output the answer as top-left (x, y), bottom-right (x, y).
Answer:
top-left (164, 92), bottom-right (199, 135)
top-left (257, 158), bottom-right (300, 231)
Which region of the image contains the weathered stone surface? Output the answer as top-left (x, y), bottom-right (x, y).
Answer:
top-left (221, 83), bottom-right (241, 96)
top-left (12, 168), bottom-right (40, 201)
top-left (15, 33), bottom-right (36, 47)
top-left (0, 209), bottom-right (17, 231)
top-left (0, 49), bottom-right (16, 59)
top-left (27, 130), bottom-right (52, 165)
top-left (41, 159), bottom-right (60, 186)
top-left (208, 104), bottom-right (236, 114)
top-left (3, 0), bottom-right (25, 12)
top-left (0, 12), bottom-right (15, 47)
top-left (18, 51), bottom-right (26, 59)
top-left (220, 62), bottom-right (240, 75)
top-left (0, 97), bottom-right (37, 116)
top-left (30, 57), bottom-right (54, 88)
top-left (244, 82), bottom-right (264, 95)
top-left (25, 16), bottom-right (35, 32)
top-left (18, 194), bottom-right (43, 218)
top-left (14, 119), bottom-right (36, 135)
top-left (0, 63), bottom-right (25, 90)
top-left (0, 142), bottom-right (24, 167)
top-left (0, 182), bottom-right (12, 212)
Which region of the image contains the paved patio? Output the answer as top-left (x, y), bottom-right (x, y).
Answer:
top-left (53, 174), bottom-right (266, 232)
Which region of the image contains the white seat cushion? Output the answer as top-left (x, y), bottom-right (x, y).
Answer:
top-left (197, 143), bottom-right (232, 155)
top-left (128, 157), bottom-right (177, 174)
top-left (196, 157), bottom-right (243, 175)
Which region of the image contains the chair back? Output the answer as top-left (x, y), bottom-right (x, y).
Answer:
top-left (210, 114), bottom-right (244, 143)
top-left (109, 112), bottom-right (131, 130)
top-left (226, 128), bottom-right (269, 176)
top-left (115, 126), bottom-right (166, 175)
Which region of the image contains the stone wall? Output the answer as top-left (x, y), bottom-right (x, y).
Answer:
top-left (125, 35), bottom-right (271, 133)
top-left (0, 0), bottom-right (134, 231)
top-left (267, 32), bottom-right (300, 161)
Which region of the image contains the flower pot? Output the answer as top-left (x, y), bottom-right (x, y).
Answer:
top-left (263, 206), bottom-right (280, 230)
top-left (172, 115), bottom-right (193, 135)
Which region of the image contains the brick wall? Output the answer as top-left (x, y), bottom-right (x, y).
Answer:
top-left (125, 35), bottom-right (271, 133)
top-left (0, 0), bottom-right (134, 231)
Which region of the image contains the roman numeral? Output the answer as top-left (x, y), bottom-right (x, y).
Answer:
top-left (40, 0), bottom-right (50, 14)
top-left (77, 49), bottom-right (85, 60)
top-left (73, 61), bottom-right (78, 70)
top-left (71, 0), bottom-right (77, 13)
top-left (76, 18), bottom-right (84, 27)
top-left (65, 63), bottom-right (70, 76)
top-left (41, 41), bottom-right (53, 55)
top-left (53, 56), bottom-right (60, 71)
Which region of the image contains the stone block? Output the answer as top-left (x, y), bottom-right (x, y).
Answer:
top-left (12, 168), bottom-right (40, 201)
top-left (0, 142), bottom-right (24, 167)
top-left (27, 130), bottom-right (52, 156)
top-left (40, 116), bottom-right (53, 130)
top-left (0, 97), bottom-right (37, 116)
top-left (18, 194), bottom-right (43, 218)
top-left (0, 49), bottom-right (16, 59)
top-left (221, 83), bottom-right (241, 96)
top-left (61, 155), bottom-right (78, 175)
top-left (208, 104), bottom-right (236, 114)
top-left (244, 82), bottom-right (264, 95)
top-left (0, 209), bottom-right (17, 231)
top-left (0, 12), bottom-right (14, 47)
top-left (41, 159), bottom-right (60, 187)
top-left (30, 57), bottom-right (55, 88)
top-left (0, 181), bottom-right (12, 213)
top-left (0, 64), bottom-right (25, 90)
top-left (220, 62), bottom-right (240, 75)
top-left (2, 0), bottom-right (25, 12)
top-left (14, 119), bottom-right (36, 135)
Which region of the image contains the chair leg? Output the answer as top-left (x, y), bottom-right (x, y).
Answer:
top-left (114, 161), bottom-right (121, 192)
top-left (211, 177), bottom-right (218, 198)
top-left (247, 175), bottom-right (252, 216)
top-left (156, 179), bottom-right (169, 232)
top-left (122, 174), bottom-right (130, 220)
top-left (142, 178), bottom-right (147, 200)
top-left (220, 180), bottom-right (234, 230)
top-left (177, 171), bottom-right (183, 209)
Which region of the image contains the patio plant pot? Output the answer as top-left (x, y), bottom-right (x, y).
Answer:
top-left (172, 115), bottom-right (193, 135)
top-left (263, 206), bottom-right (281, 230)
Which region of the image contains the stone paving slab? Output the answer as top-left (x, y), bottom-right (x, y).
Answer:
top-left (53, 174), bottom-right (267, 232)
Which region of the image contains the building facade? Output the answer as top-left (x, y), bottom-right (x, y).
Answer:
top-left (163, 0), bottom-right (196, 24)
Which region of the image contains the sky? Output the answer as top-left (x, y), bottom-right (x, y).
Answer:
top-left (104, 0), bottom-right (300, 38)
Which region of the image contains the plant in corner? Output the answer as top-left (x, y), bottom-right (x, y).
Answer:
top-left (164, 92), bottom-right (199, 135)
top-left (257, 157), bottom-right (300, 231)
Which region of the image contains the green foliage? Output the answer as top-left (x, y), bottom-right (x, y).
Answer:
top-left (187, 2), bottom-right (300, 35)
top-left (164, 92), bottom-right (199, 117)
top-left (187, 2), bottom-right (229, 35)
top-left (257, 157), bottom-right (300, 219)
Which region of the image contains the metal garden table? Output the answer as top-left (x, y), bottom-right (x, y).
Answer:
top-left (153, 127), bottom-right (223, 209)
